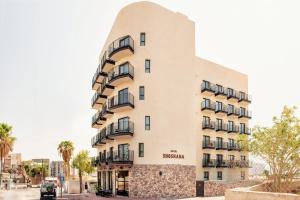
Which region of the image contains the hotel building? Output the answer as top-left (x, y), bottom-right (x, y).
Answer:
top-left (90, 2), bottom-right (251, 198)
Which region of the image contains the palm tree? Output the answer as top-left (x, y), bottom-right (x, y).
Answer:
top-left (72, 150), bottom-right (94, 193)
top-left (57, 141), bottom-right (74, 179)
top-left (0, 123), bottom-right (16, 187)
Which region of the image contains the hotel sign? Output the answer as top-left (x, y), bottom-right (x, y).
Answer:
top-left (163, 150), bottom-right (184, 159)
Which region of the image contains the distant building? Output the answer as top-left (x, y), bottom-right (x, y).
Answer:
top-left (50, 161), bottom-right (64, 177)
top-left (3, 153), bottom-right (22, 171)
top-left (31, 158), bottom-right (50, 177)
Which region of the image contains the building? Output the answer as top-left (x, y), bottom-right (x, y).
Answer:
top-left (90, 2), bottom-right (251, 198)
top-left (50, 161), bottom-right (64, 177)
top-left (31, 159), bottom-right (50, 177)
top-left (3, 153), bottom-right (22, 171)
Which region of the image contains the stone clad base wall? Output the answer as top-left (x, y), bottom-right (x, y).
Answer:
top-left (204, 180), bottom-right (261, 197)
top-left (128, 164), bottom-right (196, 199)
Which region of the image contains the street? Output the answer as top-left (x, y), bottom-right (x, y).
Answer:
top-left (0, 188), bottom-right (40, 200)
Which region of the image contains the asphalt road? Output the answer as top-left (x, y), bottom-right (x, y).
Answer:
top-left (0, 188), bottom-right (58, 200)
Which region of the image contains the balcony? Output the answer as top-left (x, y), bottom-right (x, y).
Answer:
top-left (239, 92), bottom-right (252, 104)
top-left (227, 107), bottom-right (240, 116)
top-left (202, 141), bottom-right (215, 149)
top-left (216, 160), bottom-right (228, 168)
top-left (215, 123), bottom-right (228, 132)
top-left (100, 51), bottom-right (115, 73)
top-left (215, 105), bottom-right (227, 115)
top-left (108, 93), bottom-right (134, 112)
top-left (228, 143), bottom-right (241, 151)
top-left (239, 110), bottom-right (252, 119)
top-left (106, 150), bottom-right (134, 165)
top-left (227, 88), bottom-right (239, 101)
top-left (228, 125), bottom-right (239, 133)
top-left (202, 159), bottom-right (216, 168)
top-left (99, 77), bottom-right (115, 96)
top-left (91, 92), bottom-right (107, 110)
top-left (215, 142), bottom-right (228, 150)
top-left (91, 112), bottom-right (106, 129)
top-left (202, 121), bottom-right (215, 130)
top-left (108, 35), bottom-right (134, 61)
top-left (201, 81), bottom-right (215, 95)
top-left (91, 128), bottom-right (107, 147)
top-left (240, 127), bottom-right (251, 135)
top-left (201, 101), bottom-right (215, 111)
top-left (215, 86), bottom-right (227, 98)
top-left (106, 121), bottom-right (134, 139)
top-left (92, 67), bottom-right (107, 91)
top-left (107, 62), bottom-right (134, 86)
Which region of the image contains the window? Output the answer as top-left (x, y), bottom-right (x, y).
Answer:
top-left (229, 155), bottom-right (235, 161)
top-left (216, 84), bottom-right (224, 93)
top-left (203, 98), bottom-right (210, 107)
top-left (228, 121), bottom-right (234, 131)
top-left (118, 117), bottom-right (129, 131)
top-left (241, 155), bottom-right (246, 161)
top-left (202, 80), bottom-right (211, 89)
top-left (228, 104), bottom-right (234, 114)
top-left (140, 32), bottom-right (145, 46)
top-left (216, 137), bottom-right (223, 148)
top-left (204, 171), bottom-right (209, 181)
top-left (216, 118), bottom-right (222, 129)
top-left (240, 123), bottom-right (246, 133)
top-left (145, 59), bottom-right (151, 73)
top-left (240, 107), bottom-right (246, 116)
top-left (217, 171), bottom-right (223, 180)
top-left (241, 171), bottom-right (245, 180)
top-left (139, 86), bottom-right (145, 100)
top-left (228, 88), bottom-right (234, 96)
top-left (228, 139), bottom-right (234, 147)
top-left (119, 62), bottom-right (129, 74)
top-left (203, 135), bottom-right (210, 146)
top-left (240, 91), bottom-right (246, 99)
top-left (118, 88), bottom-right (129, 104)
top-left (216, 101), bottom-right (222, 111)
top-left (120, 36), bottom-right (129, 47)
top-left (145, 116), bottom-right (151, 130)
top-left (203, 153), bottom-right (210, 163)
top-left (138, 143), bottom-right (144, 157)
top-left (203, 116), bottom-right (211, 126)
top-left (118, 144), bottom-right (129, 160)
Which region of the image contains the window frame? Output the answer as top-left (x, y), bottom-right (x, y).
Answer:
top-left (217, 171), bottom-right (223, 180)
top-left (204, 171), bottom-right (209, 181)
top-left (140, 32), bottom-right (145, 46)
top-left (145, 59), bottom-right (151, 73)
top-left (145, 116), bottom-right (151, 130)
top-left (139, 86), bottom-right (145, 100)
top-left (138, 143), bottom-right (144, 157)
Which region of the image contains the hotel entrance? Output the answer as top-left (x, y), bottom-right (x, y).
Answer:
top-left (116, 170), bottom-right (129, 196)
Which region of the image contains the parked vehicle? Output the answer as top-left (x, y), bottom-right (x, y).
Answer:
top-left (40, 182), bottom-right (56, 198)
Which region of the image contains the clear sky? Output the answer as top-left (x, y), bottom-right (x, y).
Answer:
top-left (1, 0), bottom-right (300, 161)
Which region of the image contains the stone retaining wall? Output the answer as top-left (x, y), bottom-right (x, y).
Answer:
top-left (204, 180), bottom-right (261, 197)
top-left (128, 164), bottom-right (196, 199)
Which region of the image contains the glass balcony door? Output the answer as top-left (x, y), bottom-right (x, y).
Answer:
top-left (118, 88), bottom-right (128, 104)
top-left (118, 144), bottom-right (129, 161)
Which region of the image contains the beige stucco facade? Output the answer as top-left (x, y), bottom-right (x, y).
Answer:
top-left (90, 2), bottom-right (251, 198)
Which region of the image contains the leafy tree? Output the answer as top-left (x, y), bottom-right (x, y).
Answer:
top-left (0, 123), bottom-right (16, 187)
top-left (246, 106), bottom-right (300, 192)
top-left (57, 141), bottom-right (74, 179)
top-left (72, 150), bottom-right (94, 193)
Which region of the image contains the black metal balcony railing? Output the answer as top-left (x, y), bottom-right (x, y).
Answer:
top-left (201, 82), bottom-right (215, 93)
top-left (108, 93), bottom-right (134, 110)
top-left (92, 67), bottom-right (107, 89)
top-left (201, 101), bottom-right (215, 111)
top-left (99, 77), bottom-right (114, 95)
top-left (215, 142), bottom-right (228, 150)
top-left (202, 141), bottom-right (215, 149)
top-left (202, 159), bottom-right (216, 167)
top-left (216, 159), bottom-right (228, 168)
top-left (91, 128), bottom-right (107, 147)
top-left (239, 92), bottom-right (252, 103)
top-left (107, 62), bottom-right (134, 84)
top-left (228, 125), bottom-right (239, 133)
top-left (227, 160), bottom-right (251, 168)
top-left (227, 107), bottom-right (240, 116)
top-left (202, 121), bottom-right (215, 130)
top-left (95, 150), bottom-right (134, 165)
top-left (240, 127), bottom-right (251, 135)
top-left (108, 35), bottom-right (134, 59)
top-left (227, 89), bottom-right (239, 100)
top-left (215, 123), bottom-right (228, 132)
top-left (107, 121), bottom-right (134, 137)
top-left (100, 51), bottom-right (115, 71)
top-left (239, 110), bottom-right (252, 119)
top-left (91, 92), bottom-right (107, 108)
top-left (215, 86), bottom-right (227, 97)
top-left (227, 143), bottom-right (241, 151)
top-left (215, 105), bottom-right (227, 113)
